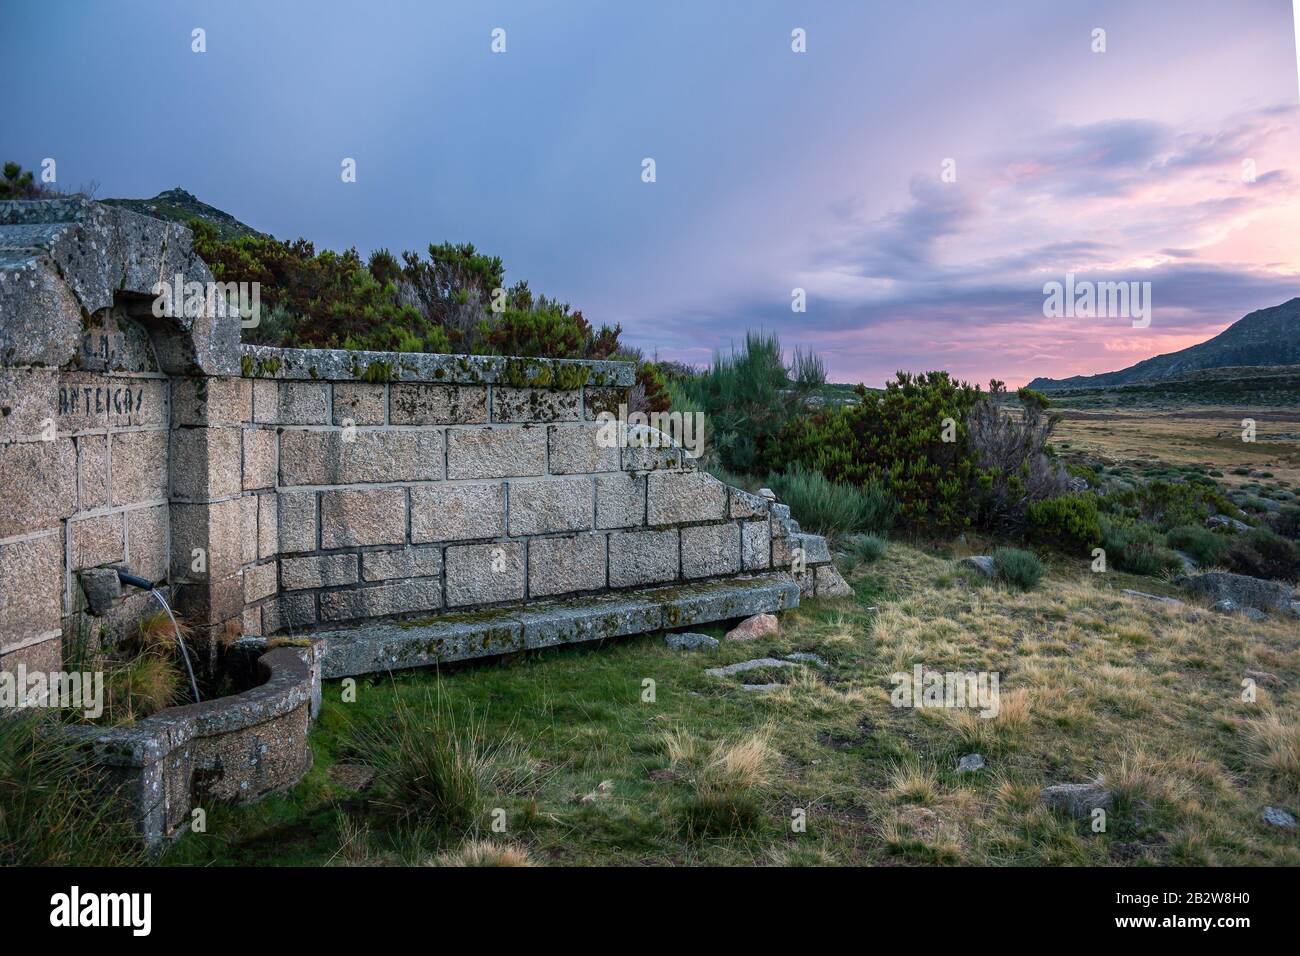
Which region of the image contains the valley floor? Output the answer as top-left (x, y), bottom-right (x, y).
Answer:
top-left (165, 539), bottom-right (1300, 867)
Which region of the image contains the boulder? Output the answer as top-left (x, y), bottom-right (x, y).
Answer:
top-left (1212, 598), bottom-right (1266, 622)
top-left (1067, 476), bottom-right (1089, 493)
top-left (957, 754), bottom-right (986, 773)
top-left (1207, 514), bottom-right (1251, 533)
top-left (1180, 571), bottom-right (1292, 615)
top-left (725, 612), bottom-right (779, 642)
top-left (664, 632), bottom-right (719, 651)
top-left (1041, 783), bottom-right (1113, 819)
top-left (960, 555), bottom-right (996, 578)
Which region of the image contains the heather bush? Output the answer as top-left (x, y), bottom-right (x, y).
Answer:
top-left (1101, 479), bottom-right (1235, 533)
top-left (1267, 505), bottom-right (1300, 540)
top-left (765, 371), bottom-right (985, 532)
top-left (1026, 495), bottom-right (1102, 553)
top-left (1099, 516), bottom-right (1184, 577)
top-left (992, 547), bottom-right (1044, 590)
top-left (1164, 525), bottom-right (1229, 566)
top-left (1221, 529), bottom-right (1299, 581)
top-left (966, 383), bottom-right (1070, 530)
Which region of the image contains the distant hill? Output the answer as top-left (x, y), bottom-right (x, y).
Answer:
top-left (102, 187), bottom-right (264, 240)
top-left (1028, 297), bottom-right (1300, 391)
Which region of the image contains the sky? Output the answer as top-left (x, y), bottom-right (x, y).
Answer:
top-left (3, 0), bottom-right (1299, 386)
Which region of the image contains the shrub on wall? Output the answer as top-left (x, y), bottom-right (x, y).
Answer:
top-left (191, 221), bottom-right (626, 364)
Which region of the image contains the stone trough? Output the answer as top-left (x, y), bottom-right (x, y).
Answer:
top-left (63, 643), bottom-right (321, 848)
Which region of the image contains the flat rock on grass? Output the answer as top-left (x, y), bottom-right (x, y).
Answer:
top-left (957, 754), bottom-right (986, 773)
top-left (1263, 806), bottom-right (1296, 828)
top-left (705, 657), bottom-right (797, 678)
top-left (664, 632), bottom-right (719, 651)
top-left (1041, 783), bottom-right (1113, 819)
top-left (1121, 589), bottom-right (1184, 606)
top-left (786, 652), bottom-right (828, 667)
top-left (725, 613), bottom-right (779, 641)
top-left (960, 556), bottom-right (996, 578)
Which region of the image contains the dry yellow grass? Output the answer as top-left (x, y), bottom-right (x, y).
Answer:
top-left (1054, 405), bottom-right (1300, 489)
top-left (426, 839), bottom-right (536, 867)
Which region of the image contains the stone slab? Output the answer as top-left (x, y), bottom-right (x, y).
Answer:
top-left (313, 573), bottom-right (798, 678)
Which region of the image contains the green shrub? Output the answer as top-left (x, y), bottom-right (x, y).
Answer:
top-left (342, 691), bottom-right (524, 832)
top-left (766, 463), bottom-right (896, 538)
top-left (1268, 505), bottom-right (1300, 540)
top-left (671, 332), bottom-right (808, 475)
top-left (1102, 480), bottom-right (1235, 533)
top-left (1026, 495), bottom-right (1102, 552)
top-left (1164, 525), bottom-right (1228, 566)
top-left (992, 547), bottom-right (1044, 589)
top-left (0, 161), bottom-right (49, 199)
top-left (1066, 462), bottom-right (1101, 488)
top-left (1100, 517), bottom-right (1184, 576)
top-left (765, 371), bottom-right (987, 532)
top-left (847, 533), bottom-right (887, 563)
top-left (1222, 529), bottom-right (1299, 581)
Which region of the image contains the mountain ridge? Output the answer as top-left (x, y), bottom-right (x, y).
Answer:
top-left (1027, 297), bottom-right (1300, 391)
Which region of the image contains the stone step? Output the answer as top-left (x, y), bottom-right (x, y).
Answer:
top-left (312, 573), bottom-right (800, 678)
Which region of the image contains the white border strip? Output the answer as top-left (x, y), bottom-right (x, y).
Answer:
top-left (1294, 1), bottom-right (1300, 104)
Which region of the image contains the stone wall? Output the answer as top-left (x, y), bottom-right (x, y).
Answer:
top-left (1, 198), bottom-right (239, 681)
top-left (0, 199), bottom-right (845, 688)
top-left (232, 346), bottom-right (814, 643)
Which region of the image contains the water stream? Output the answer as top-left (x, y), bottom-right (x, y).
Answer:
top-left (148, 588), bottom-right (201, 704)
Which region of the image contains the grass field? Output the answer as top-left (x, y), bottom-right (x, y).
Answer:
top-left (1053, 405), bottom-right (1300, 491)
top-left (164, 535), bottom-right (1300, 867)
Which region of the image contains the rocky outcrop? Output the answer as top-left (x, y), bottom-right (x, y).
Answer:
top-left (1178, 571), bottom-right (1294, 615)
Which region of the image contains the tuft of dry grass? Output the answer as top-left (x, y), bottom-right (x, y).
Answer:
top-left (101, 651), bottom-right (181, 723)
top-left (663, 727), bottom-right (776, 838)
top-left (888, 760), bottom-right (941, 805)
top-left (131, 609), bottom-right (191, 653)
top-left (1240, 712), bottom-right (1300, 791)
top-left (426, 838), bottom-right (536, 867)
